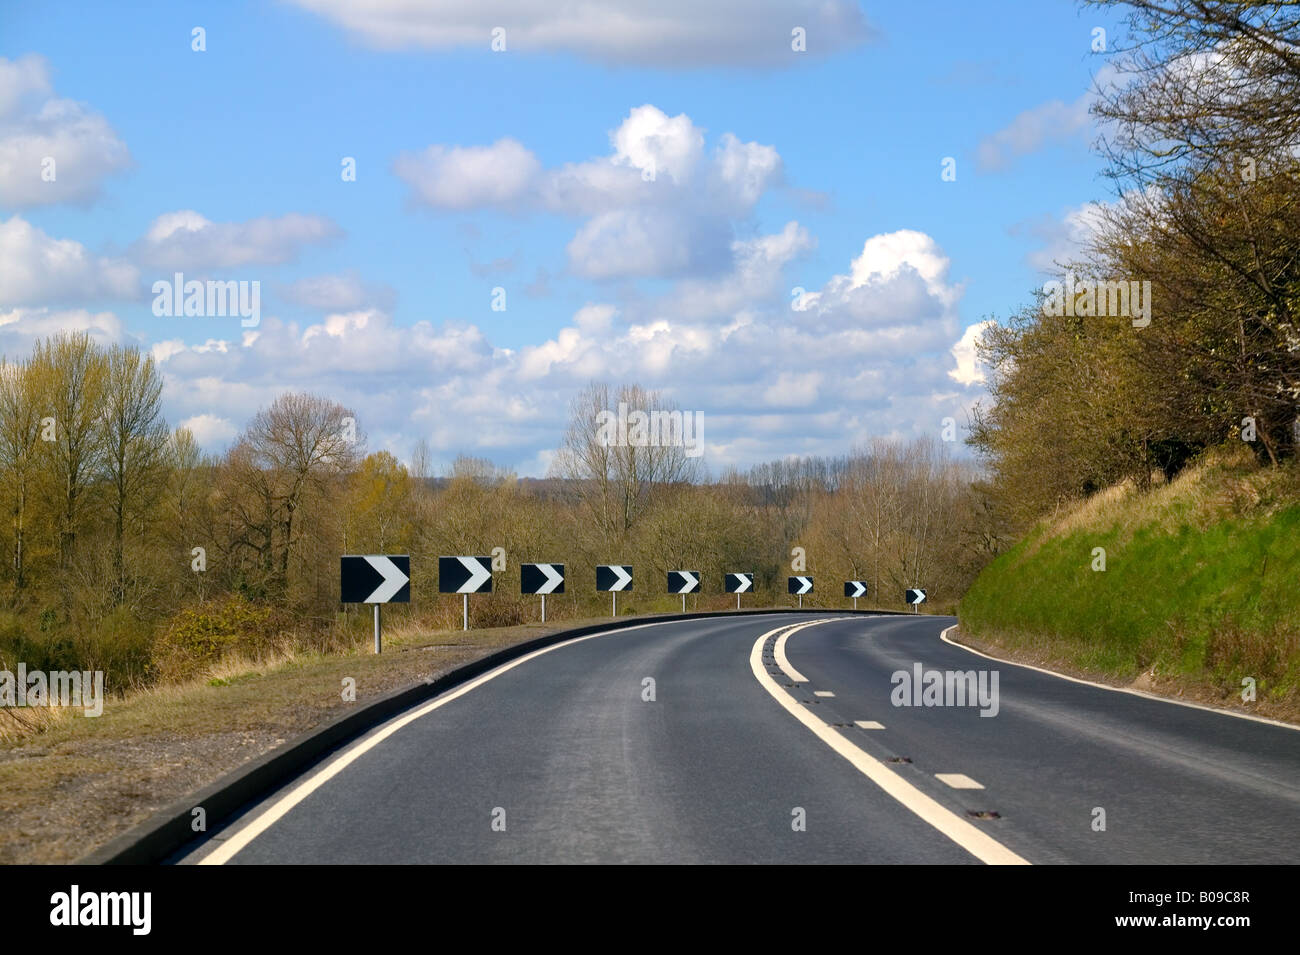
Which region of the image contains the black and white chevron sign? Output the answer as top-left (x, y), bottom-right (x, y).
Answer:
top-left (667, 571), bottom-right (700, 594)
top-left (788, 576), bottom-right (813, 595)
top-left (845, 580), bottom-right (867, 598)
top-left (596, 565), bottom-right (633, 591)
top-left (521, 562), bottom-right (564, 595)
top-left (725, 573), bottom-right (753, 594)
top-left (906, 588), bottom-right (927, 605)
top-left (340, 555), bottom-right (410, 603)
top-left (439, 556), bottom-right (493, 594)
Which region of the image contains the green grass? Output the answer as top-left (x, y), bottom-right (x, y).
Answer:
top-left (960, 449), bottom-right (1300, 710)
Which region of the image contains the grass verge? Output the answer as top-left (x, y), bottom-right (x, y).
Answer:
top-left (959, 446), bottom-right (1300, 724)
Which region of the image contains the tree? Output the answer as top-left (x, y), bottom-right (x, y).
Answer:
top-left (31, 333), bottom-right (109, 569)
top-left (238, 393), bottom-right (360, 599)
top-left (101, 345), bottom-right (170, 603)
top-left (0, 359), bottom-right (42, 591)
top-left (552, 382), bottom-right (703, 543)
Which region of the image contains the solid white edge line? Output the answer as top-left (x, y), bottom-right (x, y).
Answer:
top-left (750, 622), bottom-right (1030, 866)
top-left (201, 614), bottom-right (788, 865)
top-left (939, 625), bottom-right (1300, 733)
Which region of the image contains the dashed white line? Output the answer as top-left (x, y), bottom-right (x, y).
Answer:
top-left (750, 622), bottom-right (1029, 865)
top-left (814, 690), bottom-right (835, 697)
top-left (935, 773), bottom-right (985, 790)
top-left (854, 720), bottom-right (885, 730)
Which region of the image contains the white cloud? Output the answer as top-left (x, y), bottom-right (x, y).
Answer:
top-left (286, 0), bottom-right (872, 67)
top-left (949, 320), bottom-right (994, 386)
top-left (178, 413), bottom-right (238, 447)
top-left (392, 138), bottom-right (540, 209)
top-left (0, 306), bottom-right (123, 353)
top-left (0, 54), bottom-right (131, 208)
top-left (399, 105), bottom-right (785, 281)
top-left (976, 65), bottom-right (1118, 171)
top-left (280, 270), bottom-right (396, 311)
top-left (0, 216), bottom-right (139, 305)
top-left (134, 210), bottom-right (341, 269)
top-left (1013, 200), bottom-right (1109, 273)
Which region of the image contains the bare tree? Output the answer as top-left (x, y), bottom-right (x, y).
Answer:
top-left (0, 360), bottom-right (42, 590)
top-left (101, 345), bottom-right (169, 603)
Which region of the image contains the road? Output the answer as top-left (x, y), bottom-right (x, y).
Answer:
top-left (179, 613), bottom-right (1300, 864)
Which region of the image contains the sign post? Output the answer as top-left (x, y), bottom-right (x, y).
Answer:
top-left (439, 556), bottom-right (493, 630)
top-left (340, 555), bottom-right (411, 654)
top-left (906, 588), bottom-right (927, 612)
top-left (597, 565), bottom-right (633, 617)
top-left (668, 571), bottom-right (700, 612)
top-left (845, 580), bottom-right (867, 610)
top-left (725, 573), bottom-right (754, 609)
top-left (788, 576), bottom-right (813, 609)
top-left (521, 563), bottom-right (565, 623)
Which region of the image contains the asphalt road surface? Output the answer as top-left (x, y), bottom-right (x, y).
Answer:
top-left (179, 613), bottom-right (1300, 864)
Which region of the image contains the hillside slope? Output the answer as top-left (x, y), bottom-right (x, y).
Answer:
top-left (959, 446), bottom-right (1300, 721)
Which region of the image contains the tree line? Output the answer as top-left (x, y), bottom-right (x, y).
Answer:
top-left (0, 356), bottom-right (1001, 690)
top-left (971, 0), bottom-right (1300, 525)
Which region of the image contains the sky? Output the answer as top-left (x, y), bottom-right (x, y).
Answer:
top-left (0, 0), bottom-right (1126, 477)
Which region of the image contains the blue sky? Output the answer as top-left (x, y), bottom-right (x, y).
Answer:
top-left (0, 0), bottom-right (1125, 475)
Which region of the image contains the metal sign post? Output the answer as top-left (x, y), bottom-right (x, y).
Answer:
top-left (341, 555), bottom-right (411, 655)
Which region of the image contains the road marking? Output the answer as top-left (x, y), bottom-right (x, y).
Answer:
top-left (939, 625), bottom-right (1300, 733)
top-left (814, 690), bottom-right (835, 697)
top-left (854, 720), bottom-right (885, 729)
top-left (750, 623), bottom-right (1030, 866)
top-left (199, 614), bottom-right (799, 865)
top-left (935, 773), bottom-right (985, 790)
top-left (772, 617), bottom-right (846, 682)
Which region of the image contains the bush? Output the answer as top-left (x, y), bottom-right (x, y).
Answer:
top-left (152, 596), bottom-right (285, 682)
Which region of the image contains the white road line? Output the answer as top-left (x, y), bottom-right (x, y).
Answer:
top-left (935, 773), bottom-right (984, 790)
top-left (814, 690), bottom-right (835, 697)
top-left (939, 625), bottom-right (1300, 733)
top-left (750, 623), bottom-right (1030, 866)
top-left (773, 617), bottom-right (846, 682)
top-left (198, 615), bottom-right (767, 865)
top-left (854, 720), bottom-right (885, 729)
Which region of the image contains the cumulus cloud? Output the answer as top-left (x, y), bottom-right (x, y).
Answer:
top-left (398, 105), bottom-right (785, 281)
top-left (178, 413), bottom-right (239, 447)
top-left (949, 320), bottom-right (994, 386)
top-left (0, 54), bottom-right (131, 207)
top-left (148, 223), bottom-right (982, 473)
top-left (134, 210), bottom-right (342, 270)
top-left (286, 0), bottom-right (873, 67)
top-left (0, 216), bottom-right (139, 305)
top-left (392, 138), bottom-right (541, 209)
top-left (0, 306), bottom-right (123, 352)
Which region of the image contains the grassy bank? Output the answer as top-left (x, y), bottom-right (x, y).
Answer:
top-left (959, 446), bottom-right (1300, 720)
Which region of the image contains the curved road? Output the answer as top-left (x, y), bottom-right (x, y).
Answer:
top-left (179, 613), bottom-right (1300, 864)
